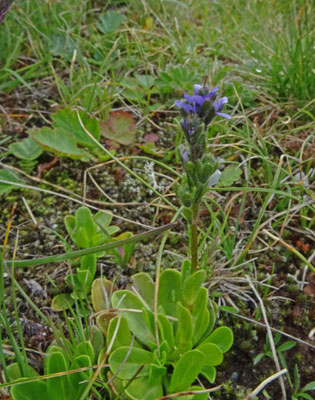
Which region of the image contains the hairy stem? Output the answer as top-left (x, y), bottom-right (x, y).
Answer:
top-left (191, 205), bottom-right (199, 272)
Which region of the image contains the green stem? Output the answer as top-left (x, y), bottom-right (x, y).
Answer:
top-left (4, 222), bottom-right (178, 268)
top-left (191, 205), bottom-right (199, 272)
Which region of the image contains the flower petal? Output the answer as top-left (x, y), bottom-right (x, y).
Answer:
top-left (194, 84), bottom-right (203, 95)
top-left (204, 87), bottom-right (219, 100)
top-left (175, 100), bottom-right (193, 114)
top-left (208, 170), bottom-right (221, 187)
top-left (184, 93), bottom-right (205, 105)
top-left (215, 112), bottom-right (231, 119)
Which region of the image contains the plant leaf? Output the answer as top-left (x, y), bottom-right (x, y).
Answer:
top-left (9, 136), bottom-right (43, 160)
top-left (191, 288), bottom-right (209, 345)
top-left (46, 352), bottom-right (71, 400)
top-left (107, 316), bottom-right (133, 352)
top-left (302, 381), bottom-right (315, 392)
top-left (109, 346), bottom-right (154, 379)
top-left (168, 349), bottom-right (205, 393)
top-left (97, 11), bottom-right (124, 34)
top-left (277, 341), bottom-right (296, 352)
top-left (131, 272), bottom-right (155, 310)
top-left (101, 111), bottom-right (136, 145)
top-left (201, 326), bottom-right (233, 353)
top-left (0, 168), bottom-right (22, 195)
top-left (111, 290), bottom-right (155, 347)
top-left (183, 270), bottom-right (206, 306)
top-left (52, 108), bottom-right (100, 149)
top-left (218, 165), bottom-right (242, 187)
top-left (126, 375), bottom-right (163, 400)
top-left (158, 269), bottom-right (181, 318)
top-left (91, 278), bottom-right (116, 312)
top-left (200, 365), bottom-right (216, 384)
top-left (51, 293), bottom-right (75, 311)
top-left (196, 343), bottom-right (223, 366)
top-left (11, 380), bottom-right (48, 400)
top-left (31, 127), bottom-right (90, 160)
top-left (175, 302), bottom-right (193, 348)
top-left (134, 73), bottom-right (155, 90)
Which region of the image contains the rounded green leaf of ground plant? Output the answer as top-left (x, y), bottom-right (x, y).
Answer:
top-left (9, 136), bottom-right (43, 160)
top-left (64, 215), bottom-right (76, 235)
top-left (52, 108), bottom-right (100, 148)
top-left (11, 380), bottom-right (48, 400)
top-left (89, 325), bottom-right (104, 362)
top-left (69, 354), bottom-right (93, 398)
top-left (109, 346), bottom-right (154, 380)
top-left (46, 351), bottom-right (71, 400)
top-left (168, 349), bottom-right (205, 394)
top-left (111, 290), bottom-right (155, 347)
top-left (191, 287), bottom-right (209, 345)
top-left (31, 127), bottom-right (90, 160)
top-left (203, 326), bottom-right (233, 353)
top-left (101, 110), bottom-right (136, 145)
top-left (132, 272), bottom-right (155, 310)
top-left (158, 269), bottom-right (181, 317)
top-left (92, 277), bottom-right (116, 312)
top-left (97, 11), bottom-right (124, 34)
top-left (126, 375), bottom-right (163, 400)
top-left (0, 168), bottom-right (22, 195)
top-left (218, 165), bottom-right (242, 187)
top-left (175, 302), bottom-right (193, 347)
top-left (51, 293), bottom-right (75, 311)
top-left (73, 207), bottom-right (96, 247)
top-left (94, 210), bottom-right (114, 229)
top-left (107, 316), bottom-right (133, 351)
top-left (196, 343), bottom-right (223, 366)
top-left (7, 363), bottom-right (38, 381)
top-left (200, 365), bottom-right (216, 384)
top-left (183, 270), bottom-right (206, 306)
top-left (158, 313), bottom-right (174, 352)
top-left (75, 341), bottom-right (94, 364)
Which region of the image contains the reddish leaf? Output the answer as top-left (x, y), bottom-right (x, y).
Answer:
top-left (101, 111), bottom-right (136, 145)
top-left (143, 133), bottom-right (159, 143)
top-left (105, 139), bottom-right (120, 150)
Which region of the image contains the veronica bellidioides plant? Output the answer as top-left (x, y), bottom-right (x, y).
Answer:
top-left (91, 261), bottom-right (233, 400)
top-left (175, 79), bottom-right (233, 271)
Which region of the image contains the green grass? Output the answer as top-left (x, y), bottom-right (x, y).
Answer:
top-left (1, 0), bottom-right (314, 399)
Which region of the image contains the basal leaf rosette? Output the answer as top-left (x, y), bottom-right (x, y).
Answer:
top-left (92, 260), bottom-right (233, 399)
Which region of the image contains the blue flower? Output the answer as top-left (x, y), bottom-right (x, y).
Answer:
top-left (213, 97), bottom-right (231, 119)
top-left (175, 100), bottom-right (193, 114)
top-left (175, 84), bottom-right (230, 121)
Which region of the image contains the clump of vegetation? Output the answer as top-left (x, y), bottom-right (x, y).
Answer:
top-left (0, 1), bottom-right (314, 399)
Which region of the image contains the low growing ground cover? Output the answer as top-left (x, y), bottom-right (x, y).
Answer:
top-left (0, 1), bottom-right (314, 399)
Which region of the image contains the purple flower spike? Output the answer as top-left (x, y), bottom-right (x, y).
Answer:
top-left (175, 100), bottom-right (193, 114)
top-left (175, 83), bottom-right (230, 127)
